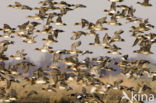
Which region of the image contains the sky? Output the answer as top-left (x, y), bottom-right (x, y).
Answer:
top-left (0, 0), bottom-right (156, 65)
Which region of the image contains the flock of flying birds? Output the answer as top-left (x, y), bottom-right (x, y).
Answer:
top-left (0, 0), bottom-right (156, 103)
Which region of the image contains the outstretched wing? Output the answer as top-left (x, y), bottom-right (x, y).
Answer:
top-left (96, 17), bottom-right (107, 25)
top-left (71, 41), bottom-right (81, 51)
top-left (15, 2), bottom-right (22, 6)
top-left (132, 38), bottom-right (139, 47)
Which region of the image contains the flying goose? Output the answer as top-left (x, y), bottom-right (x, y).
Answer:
top-left (42, 35), bottom-right (58, 43)
top-left (89, 34), bottom-right (101, 46)
top-left (8, 64), bottom-right (19, 75)
top-left (132, 35), bottom-right (146, 47)
top-left (137, 0), bottom-right (152, 7)
top-left (42, 85), bottom-right (57, 92)
top-left (94, 16), bottom-right (107, 28)
top-left (32, 67), bottom-right (45, 79)
top-left (37, 26), bottom-right (64, 38)
top-left (8, 2), bottom-right (22, 9)
top-left (130, 19), bottom-right (152, 32)
top-left (107, 44), bottom-right (122, 55)
top-left (10, 49), bottom-right (27, 60)
top-left (17, 61), bottom-right (35, 73)
top-left (68, 41), bottom-right (82, 54)
top-left (47, 0), bottom-right (60, 10)
top-left (138, 19), bottom-right (154, 30)
top-left (126, 17), bottom-right (142, 24)
top-left (90, 63), bottom-right (104, 78)
top-left (59, 81), bottom-right (73, 91)
top-left (116, 6), bottom-right (129, 18)
top-left (0, 24), bottom-right (15, 32)
top-left (126, 6), bottom-right (136, 19)
top-left (113, 79), bottom-right (123, 89)
top-left (107, 14), bottom-right (122, 26)
top-left (34, 77), bottom-right (49, 84)
top-left (6, 79), bottom-right (13, 89)
top-left (90, 84), bottom-right (107, 95)
top-left (121, 54), bottom-right (129, 61)
top-left (59, 55), bottom-right (78, 66)
top-left (101, 33), bottom-right (111, 48)
top-left (0, 40), bottom-right (14, 61)
top-left (54, 1), bottom-right (73, 7)
top-left (86, 30), bottom-right (97, 36)
top-left (35, 42), bottom-right (54, 53)
top-left (132, 34), bottom-right (156, 47)
top-left (0, 24), bottom-right (15, 38)
top-left (145, 33), bottom-right (156, 40)
top-left (36, 25), bottom-right (55, 34)
top-left (152, 76), bottom-right (156, 81)
top-left (81, 50), bottom-right (93, 55)
top-left (20, 5), bottom-right (32, 10)
top-left (116, 5), bottom-right (129, 10)
top-left (133, 41), bottom-right (153, 54)
top-left (108, 0), bottom-right (123, 2)
top-left (0, 31), bottom-right (14, 38)
top-left (0, 87), bottom-right (6, 98)
top-left (25, 37), bottom-right (38, 44)
top-left (52, 29), bottom-right (64, 38)
top-left (44, 68), bottom-right (60, 86)
top-left (39, 0), bottom-right (59, 10)
top-left (137, 40), bottom-right (154, 54)
top-left (73, 4), bottom-right (86, 8)
top-left (91, 56), bottom-right (109, 63)
top-left (110, 29), bottom-right (125, 43)
top-left (104, 2), bottom-right (117, 15)
top-left (104, 66), bottom-right (116, 71)
top-left (74, 19), bottom-right (89, 28)
top-left (51, 15), bottom-right (66, 26)
top-left (0, 62), bottom-right (7, 73)
top-left (130, 25), bottom-right (150, 32)
top-left (39, 0), bottom-right (54, 6)
top-left (26, 90), bottom-right (38, 98)
top-left (7, 89), bottom-right (17, 101)
top-left (71, 31), bottom-right (86, 40)
top-left (0, 40), bottom-right (14, 47)
top-left (17, 21), bottom-right (40, 37)
top-left (22, 34), bottom-right (38, 44)
top-left (131, 31), bottom-right (143, 37)
top-left (8, 2), bottom-right (32, 10)
top-left (23, 21), bottom-right (38, 33)
top-left (89, 22), bottom-right (108, 31)
top-left (60, 7), bottom-right (73, 16)
top-left (45, 13), bottom-right (58, 25)
top-left (34, 7), bottom-right (49, 17)
top-left (27, 14), bottom-right (46, 20)
top-left (47, 53), bottom-right (61, 69)
top-left (15, 21), bottom-right (29, 36)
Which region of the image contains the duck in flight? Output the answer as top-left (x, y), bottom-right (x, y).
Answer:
top-left (10, 49), bottom-right (27, 60)
top-left (51, 15), bottom-right (66, 26)
top-left (35, 42), bottom-right (54, 53)
top-left (8, 2), bottom-right (32, 10)
top-left (137, 0), bottom-right (152, 7)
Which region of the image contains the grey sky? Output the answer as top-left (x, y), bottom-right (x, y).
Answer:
top-left (0, 0), bottom-right (156, 65)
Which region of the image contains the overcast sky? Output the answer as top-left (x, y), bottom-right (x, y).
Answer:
top-left (0, 0), bottom-right (156, 65)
